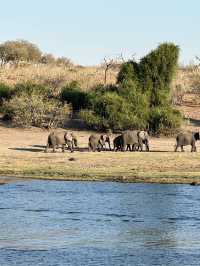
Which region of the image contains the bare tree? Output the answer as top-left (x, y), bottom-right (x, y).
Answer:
top-left (103, 57), bottom-right (114, 85)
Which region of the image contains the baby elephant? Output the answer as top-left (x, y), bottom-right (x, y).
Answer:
top-left (45, 131), bottom-right (77, 153)
top-left (175, 132), bottom-right (200, 152)
top-left (113, 135), bottom-right (123, 151)
top-left (100, 134), bottom-right (112, 151)
top-left (88, 134), bottom-right (105, 152)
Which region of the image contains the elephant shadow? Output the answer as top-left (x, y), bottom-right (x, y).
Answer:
top-left (9, 145), bottom-right (89, 153)
top-left (9, 146), bottom-right (45, 152)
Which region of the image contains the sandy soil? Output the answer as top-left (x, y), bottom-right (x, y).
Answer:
top-left (1, 122), bottom-right (200, 184)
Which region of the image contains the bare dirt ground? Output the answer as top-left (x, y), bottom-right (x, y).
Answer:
top-left (1, 117), bottom-right (200, 184)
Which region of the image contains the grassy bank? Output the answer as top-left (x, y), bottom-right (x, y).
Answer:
top-left (0, 124), bottom-right (200, 184)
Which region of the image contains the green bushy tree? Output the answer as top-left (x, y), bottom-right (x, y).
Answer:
top-left (60, 81), bottom-right (89, 111)
top-left (115, 42), bottom-right (181, 134)
top-left (0, 83), bottom-right (12, 102)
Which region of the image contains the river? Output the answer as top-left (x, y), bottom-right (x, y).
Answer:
top-left (0, 180), bottom-right (200, 265)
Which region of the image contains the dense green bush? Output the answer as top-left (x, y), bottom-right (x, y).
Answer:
top-left (80, 90), bottom-right (149, 131)
top-left (113, 43), bottom-right (181, 134)
top-left (79, 110), bottom-right (104, 130)
top-left (60, 81), bottom-right (89, 111)
top-left (149, 106), bottom-right (182, 134)
top-left (0, 83), bottom-right (12, 102)
top-left (117, 61), bottom-right (139, 84)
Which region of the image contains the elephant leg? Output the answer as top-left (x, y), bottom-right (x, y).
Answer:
top-left (132, 144), bottom-right (136, 151)
top-left (138, 140), bottom-right (143, 152)
top-left (45, 143), bottom-right (49, 153)
top-left (61, 144), bottom-right (65, 153)
top-left (92, 144), bottom-right (97, 152)
top-left (108, 141), bottom-right (112, 151)
top-left (191, 144), bottom-right (197, 152)
top-left (67, 141), bottom-right (74, 153)
top-left (181, 146), bottom-right (184, 152)
top-left (52, 145), bottom-right (56, 153)
top-left (122, 144), bottom-right (126, 152)
top-left (145, 140), bottom-right (150, 151)
top-left (174, 144), bottom-right (178, 152)
top-left (126, 144), bottom-right (131, 151)
top-left (88, 143), bottom-right (92, 152)
top-left (97, 143), bottom-right (102, 152)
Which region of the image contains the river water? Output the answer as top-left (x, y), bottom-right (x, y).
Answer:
top-left (0, 180), bottom-right (200, 265)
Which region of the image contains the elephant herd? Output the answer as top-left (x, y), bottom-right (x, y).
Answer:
top-left (44, 130), bottom-right (200, 153)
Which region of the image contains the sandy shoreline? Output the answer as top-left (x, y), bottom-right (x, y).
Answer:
top-left (0, 124), bottom-right (200, 185)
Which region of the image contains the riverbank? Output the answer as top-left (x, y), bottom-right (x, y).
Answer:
top-left (1, 124), bottom-right (200, 184)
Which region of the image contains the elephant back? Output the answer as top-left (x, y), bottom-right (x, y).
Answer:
top-left (176, 132), bottom-right (194, 145)
top-left (122, 130), bottom-right (139, 145)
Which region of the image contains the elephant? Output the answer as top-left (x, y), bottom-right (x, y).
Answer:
top-left (45, 131), bottom-right (77, 153)
top-left (113, 135), bottom-right (123, 151)
top-left (88, 134), bottom-right (106, 152)
top-left (137, 131), bottom-right (149, 151)
top-left (174, 132), bottom-right (200, 152)
top-left (122, 130), bottom-right (149, 152)
top-left (100, 134), bottom-right (112, 151)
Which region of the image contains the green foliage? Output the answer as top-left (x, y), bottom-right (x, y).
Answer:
top-left (113, 43), bottom-right (181, 134)
top-left (80, 91), bottom-right (149, 131)
top-left (117, 61), bottom-right (139, 84)
top-left (3, 92), bottom-right (71, 128)
top-left (0, 83), bottom-right (12, 102)
top-left (79, 110), bottom-right (104, 130)
top-left (149, 106), bottom-right (182, 134)
top-left (14, 81), bottom-right (50, 96)
top-left (117, 43), bottom-right (179, 106)
top-left (60, 81), bottom-right (89, 111)
top-left (139, 43), bottom-right (179, 106)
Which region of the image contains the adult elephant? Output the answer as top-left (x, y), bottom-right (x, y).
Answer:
top-left (122, 130), bottom-right (149, 152)
top-left (174, 132), bottom-right (200, 152)
top-left (88, 134), bottom-right (105, 152)
top-left (45, 131), bottom-right (77, 153)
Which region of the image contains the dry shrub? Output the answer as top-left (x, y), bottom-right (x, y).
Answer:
top-left (3, 92), bottom-right (71, 128)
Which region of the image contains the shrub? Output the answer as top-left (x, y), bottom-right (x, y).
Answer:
top-left (60, 81), bottom-right (89, 111)
top-left (117, 61), bottom-right (139, 84)
top-left (56, 57), bottom-right (73, 67)
top-left (80, 91), bottom-right (149, 131)
top-left (148, 106), bottom-right (182, 135)
top-left (14, 81), bottom-right (50, 97)
top-left (40, 53), bottom-right (56, 65)
top-left (3, 92), bottom-right (71, 128)
top-left (0, 40), bottom-right (42, 64)
top-left (139, 43), bottom-right (179, 107)
top-left (0, 83), bottom-right (12, 102)
top-left (79, 110), bottom-right (104, 130)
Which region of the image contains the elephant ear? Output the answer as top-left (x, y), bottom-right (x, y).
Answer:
top-left (194, 132), bottom-right (200, 141)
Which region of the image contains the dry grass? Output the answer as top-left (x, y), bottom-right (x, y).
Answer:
top-left (0, 65), bottom-right (118, 90)
top-left (1, 124), bottom-right (200, 184)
